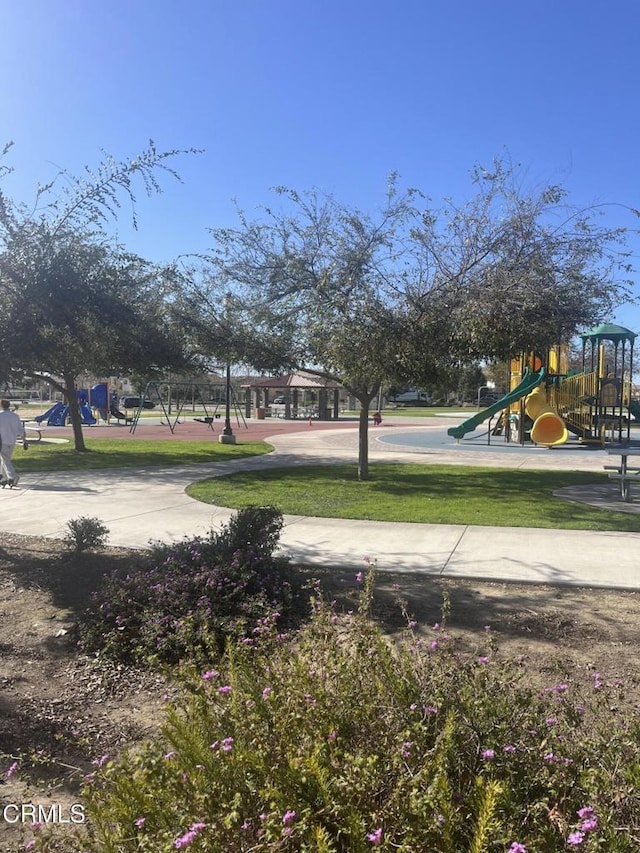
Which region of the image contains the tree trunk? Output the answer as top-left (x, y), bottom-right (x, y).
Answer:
top-left (357, 389), bottom-right (379, 481)
top-left (358, 403), bottom-right (370, 481)
top-left (64, 372), bottom-right (87, 452)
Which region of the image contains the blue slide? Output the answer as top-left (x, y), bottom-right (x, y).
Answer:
top-left (35, 401), bottom-right (97, 426)
top-left (34, 402), bottom-right (64, 424)
top-left (34, 402), bottom-right (68, 425)
top-left (80, 404), bottom-right (97, 425)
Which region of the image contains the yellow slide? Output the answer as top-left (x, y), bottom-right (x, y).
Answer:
top-left (524, 387), bottom-right (568, 447)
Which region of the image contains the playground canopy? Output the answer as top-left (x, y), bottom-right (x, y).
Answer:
top-left (580, 323), bottom-right (637, 346)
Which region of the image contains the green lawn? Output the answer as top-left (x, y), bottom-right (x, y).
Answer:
top-left (186, 462), bottom-right (640, 532)
top-left (15, 438), bottom-right (272, 473)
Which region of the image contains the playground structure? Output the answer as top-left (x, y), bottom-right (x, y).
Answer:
top-left (33, 382), bottom-right (133, 427)
top-left (448, 323), bottom-right (637, 447)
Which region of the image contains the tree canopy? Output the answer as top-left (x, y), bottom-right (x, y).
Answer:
top-left (192, 163), bottom-right (634, 478)
top-left (0, 142), bottom-right (197, 450)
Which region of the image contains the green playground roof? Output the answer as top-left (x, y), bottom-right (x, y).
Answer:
top-left (580, 323), bottom-right (637, 344)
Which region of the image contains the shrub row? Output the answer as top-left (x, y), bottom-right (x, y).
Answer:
top-left (57, 570), bottom-right (640, 852)
top-left (78, 506), bottom-right (305, 667)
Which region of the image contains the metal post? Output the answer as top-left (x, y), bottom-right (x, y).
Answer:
top-left (219, 361), bottom-right (236, 444)
top-left (477, 385), bottom-right (490, 409)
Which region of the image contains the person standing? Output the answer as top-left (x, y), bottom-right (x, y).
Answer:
top-left (0, 399), bottom-right (26, 486)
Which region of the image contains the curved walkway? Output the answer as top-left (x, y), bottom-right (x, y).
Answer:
top-left (1, 419), bottom-right (639, 589)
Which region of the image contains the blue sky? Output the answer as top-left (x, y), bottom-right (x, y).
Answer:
top-left (2, 0), bottom-right (640, 330)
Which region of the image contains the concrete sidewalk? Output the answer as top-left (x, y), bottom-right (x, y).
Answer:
top-left (1, 423), bottom-right (638, 589)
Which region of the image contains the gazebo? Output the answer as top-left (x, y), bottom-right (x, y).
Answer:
top-left (242, 371), bottom-right (342, 420)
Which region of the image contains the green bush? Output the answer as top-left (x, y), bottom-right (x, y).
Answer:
top-left (63, 516), bottom-right (110, 552)
top-left (57, 572), bottom-right (640, 852)
top-left (78, 506), bottom-right (305, 667)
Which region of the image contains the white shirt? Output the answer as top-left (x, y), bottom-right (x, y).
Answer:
top-left (0, 410), bottom-right (25, 446)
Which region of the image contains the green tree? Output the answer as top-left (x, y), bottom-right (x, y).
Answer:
top-left (456, 363), bottom-right (487, 404)
top-left (202, 181), bottom-right (423, 480)
top-left (193, 162), bottom-right (634, 479)
top-left (406, 160), bottom-right (635, 364)
top-left (0, 141), bottom-right (197, 450)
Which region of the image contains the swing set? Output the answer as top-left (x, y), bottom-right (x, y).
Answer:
top-left (128, 380), bottom-right (247, 435)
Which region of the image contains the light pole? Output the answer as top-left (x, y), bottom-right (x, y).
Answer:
top-left (219, 359), bottom-right (236, 445)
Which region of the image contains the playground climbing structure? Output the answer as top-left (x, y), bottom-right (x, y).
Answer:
top-left (549, 324), bottom-right (636, 444)
top-left (449, 323), bottom-right (637, 447)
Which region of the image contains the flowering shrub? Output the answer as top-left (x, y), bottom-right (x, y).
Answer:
top-left (59, 570), bottom-right (640, 852)
top-left (78, 506), bottom-right (304, 666)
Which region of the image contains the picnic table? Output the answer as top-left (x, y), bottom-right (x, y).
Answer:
top-left (21, 420), bottom-right (43, 442)
top-left (604, 446), bottom-right (640, 502)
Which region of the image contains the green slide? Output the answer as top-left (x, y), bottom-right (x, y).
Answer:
top-left (447, 368), bottom-right (546, 440)
top-left (629, 399), bottom-right (640, 422)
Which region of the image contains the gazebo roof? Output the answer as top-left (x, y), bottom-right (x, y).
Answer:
top-left (242, 371), bottom-right (341, 391)
top-left (581, 323), bottom-right (637, 344)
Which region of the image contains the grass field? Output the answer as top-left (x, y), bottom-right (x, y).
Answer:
top-left (186, 462), bottom-right (640, 532)
top-left (14, 438), bottom-right (271, 473)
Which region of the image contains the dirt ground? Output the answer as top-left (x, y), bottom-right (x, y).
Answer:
top-left (1, 533), bottom-right (640, 850)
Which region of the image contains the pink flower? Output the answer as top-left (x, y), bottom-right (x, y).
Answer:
top-left (218, 685), bottom-right (232, 694)
top-left (282, 810), bottom-right (296, 826)
top-left (509, 844), bottom-right (527, 853)
top-left (481, 748), bottom-right (495, 760)
top-left (5, 761), bottom-right (18, 779)
top-left (134, 817), bottom-right (146, 827)
top-left (367, 827), bottom-right (383, 846)
top-left (567, 830), bottom-right (584, 846)
top-left (174, 822), bottom-right (206, 849)
top-left (356, 572), bottom-right (363, 583)
top-left (201, 669), bottom-right (218, 680)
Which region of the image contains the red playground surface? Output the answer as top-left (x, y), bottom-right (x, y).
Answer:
top-left (39, 417), bottom-right (363, 443)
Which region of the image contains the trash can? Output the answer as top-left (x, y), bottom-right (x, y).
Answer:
top-left (254, 407), bottom-right (266, 420)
